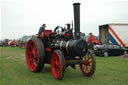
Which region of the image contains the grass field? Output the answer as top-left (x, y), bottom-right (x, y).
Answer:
top-left (0, 47), bottom-right (128, 85)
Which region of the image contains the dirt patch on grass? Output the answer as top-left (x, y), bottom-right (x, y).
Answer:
top-left (119, 54), bottom-right (128, 59)
top-left (5, 56), bottom-right (13, 59)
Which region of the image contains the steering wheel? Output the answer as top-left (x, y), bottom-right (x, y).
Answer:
top-left (54, 26), bottom-right (64, 34)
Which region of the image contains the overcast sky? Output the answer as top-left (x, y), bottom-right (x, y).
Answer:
top-left (0, 0), bottom-right (128, 40)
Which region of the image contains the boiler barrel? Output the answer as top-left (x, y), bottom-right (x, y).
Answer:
top-left (60, 39), bottom-right (88, 56)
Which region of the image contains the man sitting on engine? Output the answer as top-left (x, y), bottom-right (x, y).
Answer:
top-left (38, 24), bottom-right (46, 39)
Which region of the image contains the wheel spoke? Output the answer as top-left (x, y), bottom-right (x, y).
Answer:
top-left (57, 62), bottom-right (61, 70)
top-left (35, 51), bottom-right (38, 56)
top-left (28, 57), bottom-right (33, 62)
top-left (28, 51), bottom-right (32, 55)
top-left (55, 55), bottom-right (58, 61)
top-left (88, 58), bottom-right (92, 62)
top-left (55, 55), bottom-right (61, 71)
top-left (34, 57), bottom-right (38, 63)
top-left (87, 55), bottom-right (91, 60)
top-left (29, 44), bottom-right (33, 49)
top-left (32, 63), bottom-right (36, 69)
top-left (85, 65), bottom-right (89, 73)
top-left (33, 44), bottom-right (37, 51)
top-left (87, 65), bottom-right (91, 72)
top-left (89, 62), bottom-right (92, 66)
top-left (33, 59), bottom-right (37, 66)
top-left (82, 64), bottom-right (86, 72)
top-left (55, 68), bottom-right (59, 78)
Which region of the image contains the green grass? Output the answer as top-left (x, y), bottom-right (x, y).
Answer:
top-left (0, 47), bottom-right (128, 85)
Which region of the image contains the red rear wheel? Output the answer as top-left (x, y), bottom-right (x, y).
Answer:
top-left (51, 50), bottom-right (65, 80)
top-left (80, 50), bottom-right (96, 76)
top-left (26, 37), bottom-right (45, 72)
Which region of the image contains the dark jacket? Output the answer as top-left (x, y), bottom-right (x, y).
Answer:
top-left (38, 26), bottom-right (45, 35)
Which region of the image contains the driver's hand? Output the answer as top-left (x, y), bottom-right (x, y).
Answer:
top-left (40, 33), bottom-right (44, 39)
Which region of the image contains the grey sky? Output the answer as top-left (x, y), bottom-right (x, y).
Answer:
top-left (1, 0), bottom-right (128, 40)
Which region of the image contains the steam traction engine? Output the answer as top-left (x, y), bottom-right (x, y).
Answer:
top-left (26, 3), bottom-right (96, 80)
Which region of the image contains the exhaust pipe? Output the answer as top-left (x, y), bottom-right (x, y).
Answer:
top-left (73, 3), bottom-right (80, 38)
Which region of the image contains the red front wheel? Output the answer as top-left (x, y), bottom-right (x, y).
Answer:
top-left (80, 50), bottom-right (96, 76)
top-left (51, 50), bottom-right (65, 80)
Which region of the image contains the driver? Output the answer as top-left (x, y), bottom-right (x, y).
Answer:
top-left (38, 24), bottom-right (46, 39)
top-left (38, 24), bottom-right (46, 35)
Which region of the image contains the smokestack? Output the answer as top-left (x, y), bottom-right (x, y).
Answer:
top-left (73, 3), bottom-right (80, 38)
top-left (66, 24), bottom-right (70, 29)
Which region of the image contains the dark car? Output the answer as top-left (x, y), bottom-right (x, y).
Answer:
top-left (93, 43), bottom-right (128, 57)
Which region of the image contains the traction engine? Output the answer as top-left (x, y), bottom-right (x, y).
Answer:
top-left (26, 3), bottom-right (96, 80)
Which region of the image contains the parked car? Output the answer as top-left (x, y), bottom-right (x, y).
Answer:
top-left (93, 43), bottom-right (128, 57)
